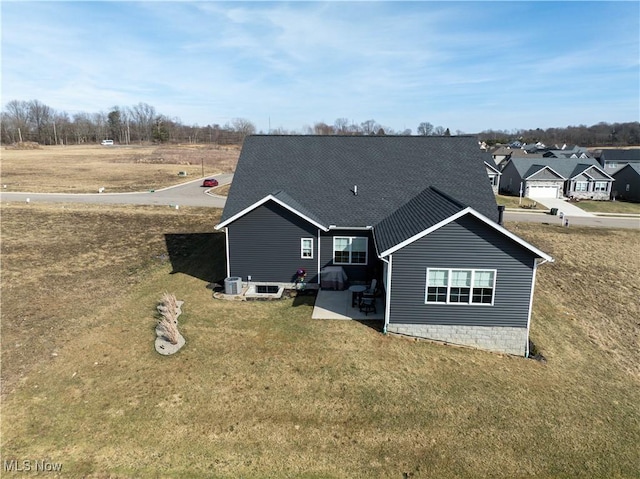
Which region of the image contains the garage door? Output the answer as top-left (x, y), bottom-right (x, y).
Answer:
top-left (528, 185), bottom-right (559, 198)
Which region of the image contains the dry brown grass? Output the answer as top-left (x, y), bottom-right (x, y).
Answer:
top-left (211, 183), bottom-right (231, 196)
top-left (495, 194), bottom-right (545, 210)
top-left (1, 204), bottom-right (638, 478)
top-left (508, 222), bottom-right (640, 377)
top-left (0, 144), bottom-right (239, 193)
top-left (5, 141), bottom-right (42, 150)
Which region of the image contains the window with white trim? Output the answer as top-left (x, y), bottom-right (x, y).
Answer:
top-left (594, 181), bottom-right (608, 192)
top-left (575, 181), bottom-right (588, 192)
top-left (426, 268), bottom-right (496, 305)
top-left (301, 238), bottom-right (313, 259)
top-left (333, 237), bottom-right (368, 264)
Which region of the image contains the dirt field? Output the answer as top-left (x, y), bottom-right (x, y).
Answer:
top-left (0, 144), bottom-right (240, 193)
top-left (1, 201), bottom-right (638, 478)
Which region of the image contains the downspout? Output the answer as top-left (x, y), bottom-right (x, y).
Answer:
top-left (317, 229), bottom-right (321, 285)
top-left (525, 257), bottom-right (551, 357)
top-left (224, 227), bottom-right (231, 279)
top-left (379, 255), bottom-right (392, 334)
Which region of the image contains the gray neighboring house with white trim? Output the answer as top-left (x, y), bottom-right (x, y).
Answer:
top-left (216, 135), bottom-right (553, 356)
top-left (500, 157), bottom-right (614, 200)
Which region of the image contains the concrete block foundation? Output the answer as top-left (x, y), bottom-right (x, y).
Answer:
top-left (387, 323), bottom-right (528, 356)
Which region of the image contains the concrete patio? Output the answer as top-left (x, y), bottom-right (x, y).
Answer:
top-left (311, 289), bottom-right (384, 321)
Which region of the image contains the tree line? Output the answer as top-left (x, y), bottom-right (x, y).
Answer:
top-left (0, 100), bottom-right (255, 146)
top-left (477, 122), bottom-right (640, 148)
top-left (2, 98), bottom-right (638, 147)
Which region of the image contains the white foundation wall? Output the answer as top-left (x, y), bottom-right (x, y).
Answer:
top-left (387, 323), bottom-right (528, 356)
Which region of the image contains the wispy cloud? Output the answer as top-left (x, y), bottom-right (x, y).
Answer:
top-left (2, 1), bottom-right (638, 132)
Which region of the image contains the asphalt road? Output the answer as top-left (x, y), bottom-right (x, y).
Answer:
top-left (504, 210), bottom-right (639, 229)
top-left (2, 175), bottom-right (638, 229)
top-left (1, 173), bottom-right (234, 208)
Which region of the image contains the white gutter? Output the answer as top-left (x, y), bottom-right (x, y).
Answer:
top-left (328, 225), bottom-right (373, 230)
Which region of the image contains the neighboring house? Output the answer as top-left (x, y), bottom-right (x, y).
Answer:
top-left (612, 163), bottom-right (640, 202)
top-left (500, 157), bottom-right (614, 200)
top-left (542, 149), bottom-right (591, 159)
top-left (522, 142), bottom-right (546, 154)
top-left (491, 146), bottom-right (512, 165)
top-left (485, 161), bottom-right (501, 193)
top-left (215, 136), bottom-right (553, 356)
top-left (492, 149), bottom-right (546, 171)
top-left (593, 148), bottom-right (640, 173)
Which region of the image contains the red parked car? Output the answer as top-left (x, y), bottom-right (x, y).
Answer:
top-left (202, 178), bottom-right (219, 187)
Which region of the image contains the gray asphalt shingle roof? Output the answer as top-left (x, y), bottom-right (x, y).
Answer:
top-left (221, 135), bottom-right (499, 243)
top-left (599, 149), bottom-right (640, 162)
top-left (507, 157), bottom-right (604, 180)
top-left (612, 162), bottom-right (640, 176)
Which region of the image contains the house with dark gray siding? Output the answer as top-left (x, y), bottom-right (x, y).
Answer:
top-left (216, 135), bottom-right (553, 356)
top-left (612, 163), bottom-right (640, 202)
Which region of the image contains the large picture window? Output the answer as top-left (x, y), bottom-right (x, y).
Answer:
top-left (333, 237), bottom-right (368, 265)
top-left (426, 268), bottom-right (496, 305)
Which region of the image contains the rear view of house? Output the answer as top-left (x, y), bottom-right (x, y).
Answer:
top-left (216, 135), bottom-right (552, 356)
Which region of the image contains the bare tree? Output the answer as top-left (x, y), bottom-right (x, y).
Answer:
top-left (334, 118), bottom-right (350, 135)
top-left (53, 111), bottom-right (72, 145)
top-left (92, 112), bottom-right (108, 142)
top-left (28, 100), bottom-right (53, 144)
top-left (417, 122), bottom-right (433, 136)
top-left (130, 102), bottom-right (156, 143)
top-left (433, 125), bottom-right (446, 136)
top-left (72, 112), bottom-right (93, 144)
top-left (2, 100), bottom-right (30, 143)
top-left (313, 122), bottom-right (334, 135)
top-left (360, 119), bottom-right (379, 135)
top-left (230, 118), bottom-right (256, 140)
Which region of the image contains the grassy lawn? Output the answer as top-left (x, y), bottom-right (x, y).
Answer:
top-left (572, 199), bottom-right (640, 215)
top-left (0, 144), bottom-right (239, 193)
top-left (496, 194), bottom-right (640, 215)
top-left (1, 203), bottom-right (639, 478)
top-left (495, 194), bottom-right (544, 210)
top-left (211, 183), bottom-right (231, 196)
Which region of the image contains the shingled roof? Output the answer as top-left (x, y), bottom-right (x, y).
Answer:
top-left (220, 135), bottom-right (498, 231)
top-left (507, 157), bottom-right (608, 180)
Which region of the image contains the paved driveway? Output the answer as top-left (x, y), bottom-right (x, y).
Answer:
top-left (529, 196), bottom-right (594, 217)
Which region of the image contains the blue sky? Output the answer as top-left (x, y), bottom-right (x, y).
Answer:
top-left (2, 1), bottom-right (638, 134)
